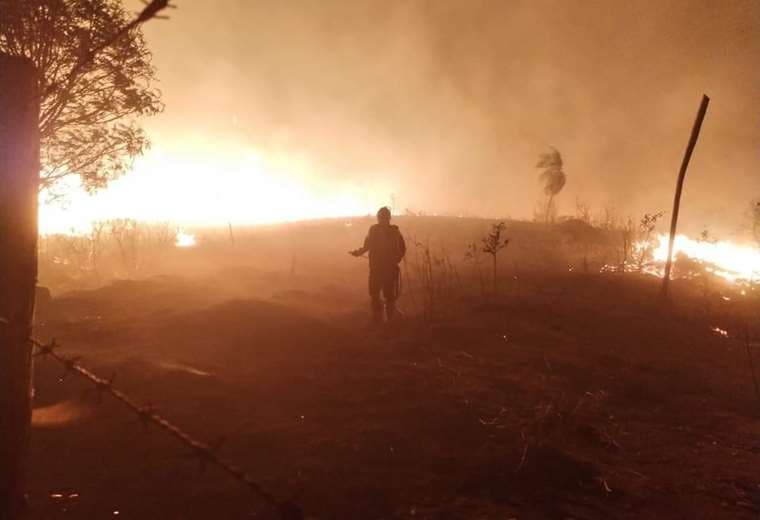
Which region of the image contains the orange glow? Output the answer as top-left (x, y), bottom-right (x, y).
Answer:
top-left (174, 231), bottom-right (196, 248)
top-left (651, 233), bottom-right (760, 283)
top-left (39, 139), bottom-right (393, 235)
top-left (602, 234), bottom-right (760, 285)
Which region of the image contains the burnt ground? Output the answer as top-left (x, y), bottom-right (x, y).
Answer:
top-left (28, 269), bottom-right (760, 519)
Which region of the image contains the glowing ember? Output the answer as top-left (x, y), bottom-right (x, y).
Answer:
top-left (175, 232), bottom-right (196, 248)
top-left (651, 234), bottom-right (760, 283)
top-left (710, 326), bottom-right (729, 338)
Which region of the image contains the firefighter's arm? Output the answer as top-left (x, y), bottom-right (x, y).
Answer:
top-left (349, 234), bottom-right (370, 257)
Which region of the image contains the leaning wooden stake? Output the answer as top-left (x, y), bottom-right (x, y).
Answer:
top-left (0, 54), bottom-right (40, 519)
top-left (661, 94), bottom-right (710, 298)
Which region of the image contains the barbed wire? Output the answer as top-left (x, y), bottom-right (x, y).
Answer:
top-left (29, 337), bottom-right (302, 520)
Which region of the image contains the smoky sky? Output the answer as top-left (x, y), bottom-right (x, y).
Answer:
top-left (135, 0), bottom-right (760, 236)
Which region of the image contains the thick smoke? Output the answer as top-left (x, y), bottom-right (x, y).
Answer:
top-left (136, 0), bottom-right (760, 235)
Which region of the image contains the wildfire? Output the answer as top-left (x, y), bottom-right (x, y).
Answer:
top-left (651, 234), bottom-right (760, 283)
top-left (38, 139), bottom-right (392, 235)
top-left (602, 233), bottom-right (760, 285)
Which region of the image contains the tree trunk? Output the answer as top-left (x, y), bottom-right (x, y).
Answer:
top-left (0, 54), bottom-right (40, 519)
top-left (545, 194), bottom-right (555, 224)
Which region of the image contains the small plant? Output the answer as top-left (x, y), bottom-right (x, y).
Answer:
top-left (676, 228), bottom-right (720, 318)
top-left (140, 221), bottom-right (176, 271)
top-left (636, 211), bottom-right (664, 271)
top-left (620, 217), bottom-right (634, 269)
top-left (406, 237), bottom-right (462, 320)
top-left (575, 197), bottom-right (592, 225)
top-left (481, 222), bottom-right (510, 295)
top-left (108, 218), bottom-right (142, 276)
top-left (599, 205), bottom-right (619, 231)
top-left (409, 237), bottom-right (435, 320)
top-left (464, 242), bottom-right (486, 299)
top-left (57, 232), bottom-right (92, 272)
top-left (438, 245), bottom-right (462, 300)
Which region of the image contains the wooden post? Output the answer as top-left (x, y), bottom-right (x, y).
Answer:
top-left (0, 54), bottom-right (40, 519)
top-left (660, 94), bottom-right (710, 298)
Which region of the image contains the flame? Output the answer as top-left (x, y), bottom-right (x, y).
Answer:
top-left (651, 234), bottom-right (760, 283)
top-left (603, 233), bottom-right (760, 285)
top-left (175, 231), bottom-right (196, 248)
top-left (39, 140), bottom-right (392, 235)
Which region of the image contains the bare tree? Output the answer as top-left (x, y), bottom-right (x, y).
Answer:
top-left (108, 218), bottom-right (141, 275)
top-left (536, 147), bottom-right (566, 223)
top-left (0, 0), bottom-right (167, 192)
top-left (574, 196), bottom-right (592, 224)
top-left (481, 222), bottom-right (510, 295)
top-left (599, 205), bottom-right (619, 231)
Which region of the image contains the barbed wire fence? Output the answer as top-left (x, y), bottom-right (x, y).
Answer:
top-left (30, 336), bottom-right (303, 520)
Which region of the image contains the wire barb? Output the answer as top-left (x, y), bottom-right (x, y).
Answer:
top-left (33, 338), bottom-right (57, 357)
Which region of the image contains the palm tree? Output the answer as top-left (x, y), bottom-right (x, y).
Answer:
top-left (536, 147), bottom-right (566, 223)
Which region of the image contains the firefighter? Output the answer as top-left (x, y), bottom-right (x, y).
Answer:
top-left (349, 207), bottom-right (406, 324)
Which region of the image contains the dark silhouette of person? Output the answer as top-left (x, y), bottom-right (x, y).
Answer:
top-left (350, 207), bottom-right (406, 324)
